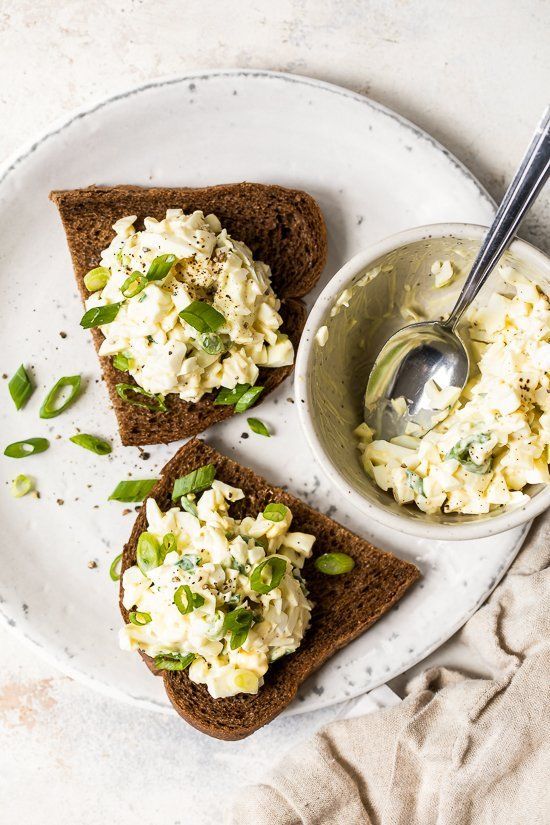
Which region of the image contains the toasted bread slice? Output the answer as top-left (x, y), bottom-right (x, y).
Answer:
top-left (120, 439), bottom-right (420, 739)
top-left (50, 183), bottom-right (327, 446)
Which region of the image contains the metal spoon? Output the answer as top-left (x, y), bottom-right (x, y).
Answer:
top-left (364, 106), bottom-right (550, 441)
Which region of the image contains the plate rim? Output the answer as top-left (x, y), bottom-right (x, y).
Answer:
top-left (0, 68), bottom-right (504, 717)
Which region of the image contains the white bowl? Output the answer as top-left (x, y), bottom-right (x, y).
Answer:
top-left (295, 223), bottom-right (550, 540)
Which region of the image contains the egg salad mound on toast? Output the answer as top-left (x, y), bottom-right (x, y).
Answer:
top-left (120, 470), bottom-right (314, 699)
top-left (357, 266), bottom-right (550, 515)
top-left (83, 210), bottom-right (294, 403)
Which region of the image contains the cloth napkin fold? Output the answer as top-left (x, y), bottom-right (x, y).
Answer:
top-left (227, 515), bottom-right (550, 825)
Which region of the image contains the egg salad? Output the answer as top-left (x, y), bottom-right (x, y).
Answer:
top-left (83, 210), bottom-right (294, 403)
top-left (357, 266), bottom-right (550, 515)
top-left (119, 470), bottom-right (314, 698)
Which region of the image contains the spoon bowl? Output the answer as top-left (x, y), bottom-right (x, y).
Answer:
top-left (295, 224), bottom-right (550, 539)
top-left (364, 321), bottom-right (470, 440)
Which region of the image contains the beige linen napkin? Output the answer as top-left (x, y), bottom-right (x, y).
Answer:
top-left (228, 515), bottom-right (550, 825)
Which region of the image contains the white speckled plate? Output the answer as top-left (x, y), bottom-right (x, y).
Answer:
top-left (0, 70), bottom-right (528, 716)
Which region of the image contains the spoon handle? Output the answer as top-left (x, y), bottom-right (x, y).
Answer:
top-left (446, 106), bottom-right (550, 329)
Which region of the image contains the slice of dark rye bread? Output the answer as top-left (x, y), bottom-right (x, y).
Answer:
top-left (119, 439), bottom-right (420, 740)
top-left (50, 183), bottom-right (327, 446)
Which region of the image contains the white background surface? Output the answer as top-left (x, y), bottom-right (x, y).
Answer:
top-left (0, 3), bottom-right (548, 823)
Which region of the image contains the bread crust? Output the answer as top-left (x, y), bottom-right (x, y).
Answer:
top-left (50, 183), bottom-right (327, 445)
top-left (120, 439), bottom-right (420, 740)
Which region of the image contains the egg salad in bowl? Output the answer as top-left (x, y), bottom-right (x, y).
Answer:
top-left (296, 224), bottom-right (550, 539)
top-left (81, 209), bottom-right (294, 405)
top-left (119, 465), bottom-right (314, 699)
top-left (356, 266), bottom-right (550, 516)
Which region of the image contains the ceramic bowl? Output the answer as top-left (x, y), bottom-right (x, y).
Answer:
top-left (295, 223), bottom-right (550, 539)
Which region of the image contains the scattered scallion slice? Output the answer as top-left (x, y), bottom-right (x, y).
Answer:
top-left (39, 375), bottom-right (81, 418)
top-left (222, 608), bottom-right (255, 650)
top-left (179, 300), bottom-right (225, 334)
top-left (446, 433), bottom-right (493, 474)
top-left (146, 253), bottom-right (177, 282)
top-left (112, 353), bottom-right (132, 372)
top-left (406, 470), bottom-right (425, 496)
top-left (314, 552), bottom-right (355, 575)
top-left (80, 302), bottom-right (122, 329)
top-left (250, 556), bottom-right (287, 594)
top-left (108, 478), bottom-right (158, 502)
top-left (11, 474), bottom-right (33, 498)
top-left (247, 417), bottom-right (270, 437)
top-left (262, 502), bottom-right (288, 523)
top-left (214, 383), bottom-right (265, 412)
top-left (172, 463), bottom-right (216, 499)
top-left (121, 271), bottom-right (148, 298)
top-left (235, 385), bottom-right (264, 412)
top-left (214, 384), bottom-right (252, 406)
top-left (69, 433), bottom-right (111, 455)
top-left (129, 610), bottom-right (152, 626)
top-left (174, 584), bottom-right (205, 615)
top-left (8, 364), bottom-right (33, 410)
top-left (109, 553), bottom-right (123, 581)
top-left (162, 533), bottom-right (177, 556)
top-left (154, 652), bottom-right (195, 671)
top-left (84, 267), bottom-right (110, 292)
top-left (180, 496), bottom-right (199, 518)
top-left (4, 438), bottom-right (49, 458)
top-left (136, 532), bottom-right (160, 573)
top-left (115, 383), bottom-right (167, 413)
top-left (176, 554), bottom-right (201, 571)
top-left (159, 532), bottom-right (176, 563)
top-left (198, 332), bottom-right (226, 355)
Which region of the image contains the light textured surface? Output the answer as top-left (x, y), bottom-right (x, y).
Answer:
top-left (0, 2), bottom-right (548, 823)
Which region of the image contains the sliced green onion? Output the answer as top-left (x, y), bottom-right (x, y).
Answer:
top-left (109, 553), bottom-right (123, 581)
top-left (214, 384), bottom-right (251, 406)
top-left (180, 496), bottom-right (199, 518)
top-left (179, 300), bottom-right (225, 334)
top-left (4, 438), bottom-right (49, 458)
top-left (406, 470), bottom-right (425, 496)
top-left (129, 610), bottom-right (152, 626)
top-left (314, 552), bottom-right (355, 575)
top-left (112, 353), bottom-right (133, 372)
top-left (215, 383), bottom-right (265, 411)
top-left (250, 557), bottom-right (287, 594)
top-left (8, 364), bottom-right (33, 410)
top-left (222, 608), bottom-right (255, 650)
top-left (162, 533), bottom-right (177, 555)
top-left (247, 417), bottom-right (270, 437)
top-left (172, 463), bottom-right (216, 499)
top-left (121, 271), bottom-right (148, 298)
top-left (159, 532), bottom-right (177, 563)
top-left (80, 302), bottom-right (122, 329)
top-left (263, 503), bottom-right (288, 523)
top-left (446, 433), bottom-right (493, 474)
top-left (84, 266), bottom-right (110, 292)
top-left (108, 478), bottom-right (158, 502)
top-left (69, 433), bottom-right (111, 455)
top-left (174, 584), bottom-right (205, 615)
top-left (198, 332), bottom-right (227, 355)
top-left (11, 474), bottom-right (33, 498)
top-left (154, 652), bottom-right (195, 671)
top-left (235, 385), bottom-right (264, 412)
top-left (116, 383), bottom-right (167, 413)
top-left (136, 532), bottom-right (160, 574)
top-left (146, 253), bottom-right (177, 282)
top-left (39, 375), bottom-right (81, 419)
top-left (176, 554), bottom-right (201, 571)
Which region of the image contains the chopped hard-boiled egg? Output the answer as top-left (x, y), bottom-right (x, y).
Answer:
top-left (357, 266), bottom-right (550, 515)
